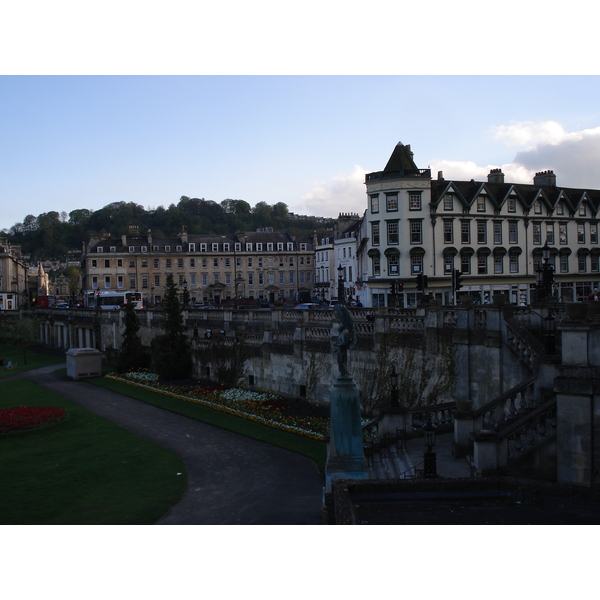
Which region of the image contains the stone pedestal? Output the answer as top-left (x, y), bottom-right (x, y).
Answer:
top-left (325, 375), bottom-right (368, 492)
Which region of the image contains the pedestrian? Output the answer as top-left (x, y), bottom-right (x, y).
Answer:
top-left (586, 288), bottom-right (600, 301)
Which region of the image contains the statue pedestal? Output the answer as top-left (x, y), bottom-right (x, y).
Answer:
top-left (325, 375), bottom-right (369, 492)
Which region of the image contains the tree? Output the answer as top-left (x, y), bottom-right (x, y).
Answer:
top-left (150, 274), bottom-right (192, 380)
top-left (8, 316), bottom-right (40, 365)
top-left (116, 301), bottom-right (148, 373)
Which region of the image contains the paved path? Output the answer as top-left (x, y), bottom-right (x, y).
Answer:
top-left (8, 365), bottom-right (325, 525)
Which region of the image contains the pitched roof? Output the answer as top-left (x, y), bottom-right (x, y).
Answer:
top-left (383, 142), bottom-right (418, 172)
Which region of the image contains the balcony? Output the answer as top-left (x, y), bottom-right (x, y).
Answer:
top-left (365, 168), bottom-right (431, 182)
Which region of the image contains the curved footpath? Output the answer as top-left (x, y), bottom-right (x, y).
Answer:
top-left (6, 364), bottom-right (325, 525)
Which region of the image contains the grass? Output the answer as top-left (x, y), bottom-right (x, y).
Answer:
top-left (0, 344), bottom-right (65, 379)
top-left (0, 378), bottom-right (187, 524)
top-left (89, 375), bottom-right (328, 471)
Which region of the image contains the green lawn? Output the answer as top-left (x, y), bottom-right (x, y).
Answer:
top-left (90, 375), bottom-right (328, 471)
top-left (0, 345), bottom-right (65, 379)
top-left (0, 379), bottom-right (187, 524)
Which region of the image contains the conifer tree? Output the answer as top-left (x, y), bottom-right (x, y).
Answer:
top-left (116, 300), bottom-right (147, 373)
top-left (151, 273), bottom-right (192, 380)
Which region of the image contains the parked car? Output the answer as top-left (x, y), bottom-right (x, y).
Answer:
top-left (294, 303), bottom-right (321, 310)
top-left (54, 302), bottom-right (69, 309)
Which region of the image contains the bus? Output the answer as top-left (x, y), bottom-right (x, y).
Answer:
top-left (85, 291), bottom-right (144, 310)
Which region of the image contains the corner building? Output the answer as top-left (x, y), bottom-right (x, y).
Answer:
top-left (362, 142), bottom-right (600, 307)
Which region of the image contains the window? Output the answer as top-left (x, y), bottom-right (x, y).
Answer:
top-left (386, 194), bottom-right (398, 211)
top-left (258, 273), bottom-right (264, 285)
top-left (508, 197), bottom-right (516, 212)
top-left (153, 245), bottom-right (160, 251)
top-left (579, 203), bottom-right (587, 216)
top-left (534, 200), bottom-right (542, 214)
top-left (129, 276), bottom-right (135, 288)
top-left (97, 247), bottom-right (103, 253)
top-left (190, 258), bottom-right (195, 268)
top-left (556, 202), bottom-right (564, 215)
top-left (578, 254), bottom-right (587, 272)
top-left (509, 254), bottom-right (519, 273)
top-left (411, 254), bottom-right (423, 273)
top-left (247, 257), bottom-right (253, 268)
top-left (307, 272), bottom-right (312, 284)
top-left (200, 243), bottom-right (207, 252)
top-left (202, 258), bottom-right (207, 268)
top-left (248, 273), bottom-right (254, 285)
top-left (118, 275), bottom-right (124, 289)
top-left (105, 276), bottom-right (111, 289)
top-left (214, 274), bottom-right (219, 284)
top-left (154, 275), bottom-right (160, 286)
top-left (591, 223), bottom-right (598, 244)
top-left (371, 222), bottom-right (380, 246)
top-left (300, 272), bottom-right (305, 284)
top-left (142, 276), bottom-right (148, 289)
top-left (267, 243), bottom-right (273, 251)
top-left (559, 224), bottom-right (568, 245)
top-left (176, 245), bottom-right (182, 252)
top-left (202, 274), bottom-right (208, 286)
top-left (494, 255), bottom-right (503, 274)
top-left (246, 243), bottom-right (252, 251)
top-left (410, 221), bottom-right (422, 244)
top-left (461, 221), bottom-right (470, 244)
top-left (212, 243), bottom-right (219, 252)
top-left (190, 275), bottom-right (196, 286)
top-left (153, 259), bottom-right (159, 269)
top-left (110, 246), bottom-right (116, 253)
top-left (478, 254), bottom-right (487, 274)
top-left (509, 222), bottom-right (518, 244)
top-left (444, 254), bottom-right (453, 273)
top-left (372, 256), bottom-right (380, 276)
top-left (493, 222), bottom-right (502, 244)
top-left (592, 254), bottom-right (599, 273)
top-left (388, 254), bottom-right (399, 275)
top-left (560, 254), bottom-right (569, 273)
top-left (277, 242), bottom-right (284, 251)
top-left (287, 243), bottom-right (294, 251)
top-left (387, 221), bottom-right (399, 245)
top-left (214, 258), bottom-right (219, 267)
top-left (165, 246), bottom-right (171, 252)
top-left (279, 273), bottom-right (285, 284)
top-left (443, 220), bottom-right (453, 244)
top-left (477, 196), bottom-right (486, 212)
top-left (225, 274), bottom-right (231, 285)
top-left (409, 193), bottom-right (422, 210)
top-left (461, 255), bottom-right (471, 274)
top-left (178, 258), bottom-right (184, 268)
top-left (256, 243), bottom-right (262, 251)
top-left (477, 221), bottom-right (487, 244)
top-left (178, 275), bottom-right (185, 286)
top-left (104, 259), bottom-right (110, 268)
top-left (300, 243), bottom-right (307, 250)
top-left (371, 195), bottom-right (379, 213)
top-left (578, 223), bottom-right (585, 244)
top-left (189, 243), bottom-right (195, 252)
top-left (444, 194), bottom-right (453, 211)
top-left (141, 246), bottom-right (148, 253)
top-left (533, 223), bottom-right (542, 245)
top-left (258, 258), bottom-right (263, 268)
top-left (166, 259), bottom-right (172, 269)
top-left (92, 276), bottom-right (98, 289)
top-left (129, 259), bottom-right (135, 268)
top-left (546, 223), bottom-right (554, 245)
top-left (225, 258), bottom-right (230, 267)
top-left (91, 259), bottom-right (97, 268)
top-left (269, 272), bottom-right (275, 285)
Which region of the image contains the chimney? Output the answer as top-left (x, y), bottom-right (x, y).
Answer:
top-left (147, 229), bottom-right (152, 245)
top-left (533, 170), bottom-right (556, 187)
top-left (438, 171), bottom-right (444, 180)
top-left (487, 168), bottom-right (505, 184)
top-left (121, 234), bottom-right (127, 246)
top-left (179, 225), bottom-right (188, 244)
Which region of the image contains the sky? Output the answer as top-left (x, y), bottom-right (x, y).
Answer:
top-left (2, 74), bottom-right (600, 233)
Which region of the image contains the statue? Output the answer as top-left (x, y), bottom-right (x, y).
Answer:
top-left (333, 304), bottom-right (357, 378)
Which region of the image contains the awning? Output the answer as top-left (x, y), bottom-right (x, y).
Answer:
top-left (492, 246), bottom-right (507, 256)
top-left (508, 246), bottom-right (523, 255)
top-left (367, 248), bottom-right (380, 257)
top-left (384, 247), bottom-right (400, 257)
top-left (477, 247), bottom-right (491, 256)
top-left (442, 246), bottom-right (458, 256)
top-left (409, 246), bottom-right (425, 255)
top-left (460, 246), bottom-right (474, 256)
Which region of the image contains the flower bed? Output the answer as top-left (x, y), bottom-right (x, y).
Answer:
top-left (0, 406), bottom-right (68, 434)
top-left (107, 371), bottom-right (329, 440)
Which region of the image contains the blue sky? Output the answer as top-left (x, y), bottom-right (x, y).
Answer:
top-left (2, 75), bottom-right (600, 233)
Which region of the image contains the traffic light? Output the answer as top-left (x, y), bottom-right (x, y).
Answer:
top-left (453, 269), bottom-right (464, 291)
top-left (416, 273), bottom-right (428, 291)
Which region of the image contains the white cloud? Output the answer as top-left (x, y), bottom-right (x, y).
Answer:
top-left (292, 165), bottom-right (367, 218)
top-left (434, 121), bottom-right (600, 190)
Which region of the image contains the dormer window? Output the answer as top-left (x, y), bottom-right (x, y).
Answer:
top-left (477, 196), bottom-right (486, 212)
top-left (223, 243), bottom-right (230, 252)
top-left (300, 243), bottom-right (307, 251)
top-left (267, 243), bottom-right (274, 251)
top-left (189, 243), bottom-right (195, 252)
top-left (176, 245), bottom-right (182, 252)
top-left (200, 243), bottom-right (207, 252)
top-left (287, 243), bottom-right (294, 251)
top-left (141, 246), bottom-right (148, 253)
top-left (508, 197), bottom-right (516, 213)
top-left (234, 243), bottom-right (241, 251)
top-left (256, 243), bottom-right (262, 251)
top-left (165, 246), bottom-right (171, 252)
top-left (110, 246), bottom-right (116, 253)
top-left (97, 247), bottom-right (104, 253)
top-left (443, 194), bottom-right (453, 211)
top-left (579, 204), bottom-right (587, 216)
top-left (212, 243), bottom-right (219, 252)
top-left (129, 246), bottom-right (135, 253)
top-left (277, 243), bottom-right (284, 251)
top-left (534, 200), bottom-right (542, 214)
top-left (556, 202), bottom-right (564, 215)
top-left (246, 243), bottom-right (253, 251)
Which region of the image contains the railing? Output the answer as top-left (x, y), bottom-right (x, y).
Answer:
top-left (471, 376), bottom-right (538, 431)
top-left (504, 316), bottom-right (544, 372)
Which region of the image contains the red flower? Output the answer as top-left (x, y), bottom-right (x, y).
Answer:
top-left (0, 406), bottom-right (68, 433)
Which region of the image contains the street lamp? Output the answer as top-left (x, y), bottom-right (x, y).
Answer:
top-left (422, 414), bottom-right (437, 478)
top-left (337, 264), bottom-right (345, 304)
top-left (390, 368), bottom-right (399, 407)
top-left (535, 242), bottom-right (554, 302)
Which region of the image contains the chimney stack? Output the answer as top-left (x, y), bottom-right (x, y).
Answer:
top-left (487, 168), bottom-right (505, 184)
top-left (533, 170), bottom-right (556, 187)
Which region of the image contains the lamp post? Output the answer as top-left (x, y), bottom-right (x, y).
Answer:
top-left (535, 242), bottom-right (554, 302)
top-left (337, 264), bottom-right (345, 304)
top-left (390, 368), bottom-right (399, 408)
top-left (422, 414), bottom-right (437, 478)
